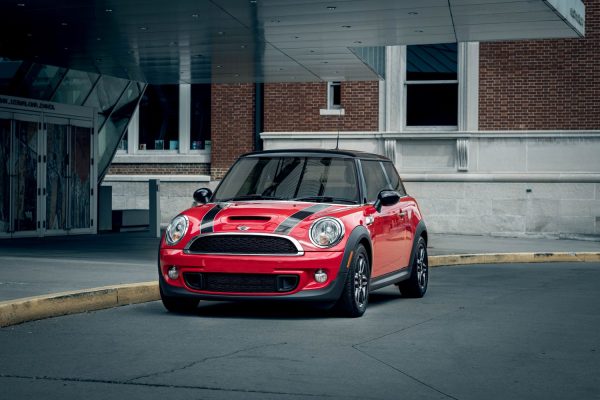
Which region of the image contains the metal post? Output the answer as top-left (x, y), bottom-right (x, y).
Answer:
top-left (149, 179), bottom-right (161, 238)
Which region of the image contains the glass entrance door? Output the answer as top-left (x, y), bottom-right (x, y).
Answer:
top-left (0, 113), bottom-right (10, 236)
top-left (12, 114), bottom-right (41, 235)
top-left (69, 122), bottom-right (92, 232)
top-left (45, 117), bottom-right (69, 232)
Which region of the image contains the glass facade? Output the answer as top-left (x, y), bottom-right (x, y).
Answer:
top-left (0, 59), bottom-right (146, 181)
top-left (190, 84), bottom-right (211, 150)
top-left (139, 85), bottom-right (179, 151)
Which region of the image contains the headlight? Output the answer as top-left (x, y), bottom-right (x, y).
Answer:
top-left (309, 217), bottom-right (344, 248)
top-left (166, 215), bottom-right (189, 245)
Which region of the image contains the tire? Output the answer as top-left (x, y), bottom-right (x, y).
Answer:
top-left (336, 244), bottom-right (370, 317)
top-left (398, 236), bottom-right (428, 298)
top-left (160, 286), bottom-right (199, 313)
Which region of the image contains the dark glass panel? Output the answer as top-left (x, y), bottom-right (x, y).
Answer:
top-left (0, 58), bottom-right (23, 94)
top-left (13, 64), bottom-right (68, 100)
top-left (406, 83), bottom-right (458, 126)
top-left (98, 82), bottom-right (142, 176)
top-left (190, 84), bottom-right (211, 149)
top-left (0, 118), bottom-right (10, 233)
top-left (139, 85), bottom-right (179, 150)
top-left (13, 120), bottom-right (38, 231)
top-left (83, 75), bottom-right (129, 129)
top-left (407, 43), bottom-right (457, 81)
top-left (46, 123), bottom-right (69, 231)
top-left (70, 126), bottom-right (91, 229)
top-left (51, 69), bottom-right (98, 105)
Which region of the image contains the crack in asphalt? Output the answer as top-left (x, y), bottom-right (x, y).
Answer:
top-left (0, 373), bottom-right (335, 398)
top-left (352, 310), bottom-right (462, 400)
top-left (126, 342), bottom-right (288, 383)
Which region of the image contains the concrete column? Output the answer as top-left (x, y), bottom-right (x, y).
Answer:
top-left (98, 185), bottom-right (112, 232)
top-left (149, 179), bottom-right (161, 238)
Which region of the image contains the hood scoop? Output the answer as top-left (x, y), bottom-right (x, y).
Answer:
top-left (228, 216), bottom-right (271, 222)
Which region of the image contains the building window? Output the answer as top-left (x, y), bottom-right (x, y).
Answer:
top-left (327, 81), bottom-right (341, 109)
top-left (138, 85), bottom-right (179, 150)
top-left (190, 84), bottom-right (211, 150)
top-left (405, 43), bottom-right (458, 128)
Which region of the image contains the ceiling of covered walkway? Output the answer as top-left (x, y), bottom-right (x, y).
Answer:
top-left (0, 0), bottom-right (586, 84)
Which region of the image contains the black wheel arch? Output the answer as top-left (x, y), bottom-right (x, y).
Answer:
top-left (408, 220), bottom-right (428, 273)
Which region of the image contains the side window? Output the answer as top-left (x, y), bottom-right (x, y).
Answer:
top-left (382, 162), bottom-right (406, 196)
top-left (361, 160), bottom-right (389, 202)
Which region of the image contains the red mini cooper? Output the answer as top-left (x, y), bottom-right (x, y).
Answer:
top-left (159, 149), bottom-right (428, 317)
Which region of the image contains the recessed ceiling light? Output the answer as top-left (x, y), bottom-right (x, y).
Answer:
top-left (191, 14), bottom-right (199, 18)
top-left (250, 0), bottom-right (257, 3)
top-left (240, 44), bottom-right (246, 48)
top-left (26, 33), bottom-right (32, 37)
top-left (17, 3), bottom-right (25, 6)
top-left (326, 6), bottom-right (336, 11)
top-left (139, 26), bottom-right (147, 31)
top-left (408, 11), bottom-right (418, 15)
top-left (217, 31), bottom-right (224, 35)
top-left (105, 8), bottom-right (113, 12)
top-left (234, 73), bottom-right (240, 77)
top-left (63, 47), bottom-right (69, 50)
top-left (96, 37), bottom-right (101, 41)
top-left (216, 65), bottom-right (223, 68)
top-left (61, 22), bottom-right (68, 26)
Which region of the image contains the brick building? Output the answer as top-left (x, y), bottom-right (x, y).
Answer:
top-left (101, 1), bottom-right (598, 237)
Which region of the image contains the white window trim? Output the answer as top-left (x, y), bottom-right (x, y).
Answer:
top-left (383, 43), bottom-right (479, 133)
top-left (320, 81), bottom-right (345, 115)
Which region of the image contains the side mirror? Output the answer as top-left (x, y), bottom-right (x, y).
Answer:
top-left (193, 188), bottom-right (213, 204)
top-left (373, 190), bottom-right (400, 212)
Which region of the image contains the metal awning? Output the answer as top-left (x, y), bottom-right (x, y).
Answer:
top-left (0, 0), bottom-right (585, 83)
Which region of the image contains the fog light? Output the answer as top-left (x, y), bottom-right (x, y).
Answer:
top-left (314, 269), bottom-right (328, 283)
top-left (167, 266), bottom-right (179, 280)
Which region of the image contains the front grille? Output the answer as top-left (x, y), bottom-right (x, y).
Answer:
top-left (184, 273), bottom-right (299, 293)
top-left (186, 234), bottom-right (300, 255)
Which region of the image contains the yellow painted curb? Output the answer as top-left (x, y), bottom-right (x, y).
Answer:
top-left (429, 252), bottom-right (600, 267)
top-left (1, 252), bottom-right (599, 328)
top-left (0, 281), bottom-right (159, 328)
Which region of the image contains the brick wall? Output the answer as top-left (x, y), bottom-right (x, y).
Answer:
top-left (264, 81), bottom-right (379, 132)
top-left (479, 0), bottom-right (599, 130)
top-left (106, 163), bottom-right (210, 175)
top-left (210, 83), bottom-right (255, 179)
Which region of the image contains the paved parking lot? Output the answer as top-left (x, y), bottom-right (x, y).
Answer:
top-left (2, 262), bottom-right (599, 400)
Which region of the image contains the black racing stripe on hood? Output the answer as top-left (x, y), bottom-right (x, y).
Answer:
top-left (274, 204), bottom-right (331, 234)
top-left (200, 204), bottom-right (224, 233)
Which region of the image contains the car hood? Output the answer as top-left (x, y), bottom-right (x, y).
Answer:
top-left (183, 201), bottom-right (353, 236)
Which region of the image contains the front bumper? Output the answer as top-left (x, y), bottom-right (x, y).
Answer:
top-left (159, 249), bottom-right (349, 303)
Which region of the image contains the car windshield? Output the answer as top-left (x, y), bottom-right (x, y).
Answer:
top-left (214, 156), bottom-right (359, 204)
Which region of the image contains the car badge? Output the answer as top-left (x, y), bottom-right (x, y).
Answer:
top-left (237, 225), bottom-right (250, 231)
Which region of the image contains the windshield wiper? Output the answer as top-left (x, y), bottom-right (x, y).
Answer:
top-left (293, 196), bottom-right (357, 204)
top-left (219, 194), bottom-right (284, 202)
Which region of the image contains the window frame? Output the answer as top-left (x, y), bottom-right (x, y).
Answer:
top-left (403, 44), bottom-right (459, 131)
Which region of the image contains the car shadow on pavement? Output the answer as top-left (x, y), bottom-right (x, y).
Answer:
top-left (137, 289), bottom-right (405, 320)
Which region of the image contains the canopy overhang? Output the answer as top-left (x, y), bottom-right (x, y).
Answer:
top-left (0, 0), bottom-right (585, 83)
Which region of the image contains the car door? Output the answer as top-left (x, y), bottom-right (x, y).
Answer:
top-left (361, 160), bottom-right (403, 278)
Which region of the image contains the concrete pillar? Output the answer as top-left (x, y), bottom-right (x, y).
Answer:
top-left (149, 179), bottom-right (161, 238)
top-left (98, 185), bottom-right (112, 232)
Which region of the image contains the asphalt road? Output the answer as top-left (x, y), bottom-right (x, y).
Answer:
top-left (1, 262), bottom-right (599, 400)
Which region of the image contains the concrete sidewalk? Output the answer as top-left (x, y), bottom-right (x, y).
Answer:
top-left (0, 231), bottom-right (598, 302)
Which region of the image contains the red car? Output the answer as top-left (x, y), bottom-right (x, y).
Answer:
top-left (159, 149), bottom-right (428, 317)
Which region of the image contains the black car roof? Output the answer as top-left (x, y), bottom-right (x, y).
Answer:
top-left (241, 149), bottom-right (390, 161)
